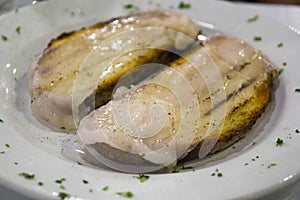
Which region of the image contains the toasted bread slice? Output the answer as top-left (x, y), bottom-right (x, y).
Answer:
top-left (78, 35), bottom-right (278, 172)
top-left (29, 10), bottom-right (200, 131)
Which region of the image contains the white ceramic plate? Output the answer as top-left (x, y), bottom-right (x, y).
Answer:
top-left (1, 0), bottom-right (300, 199)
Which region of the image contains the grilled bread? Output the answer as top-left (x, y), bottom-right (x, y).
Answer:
top-left (78, 35), bottom-right (278, 172)
top-left (28, 10), bottom-right (200, 132)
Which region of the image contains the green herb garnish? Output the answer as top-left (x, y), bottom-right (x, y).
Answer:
top-left (171, 165), bottom-right (180, 173)
top-left (1, 35), bottom-right (8, 41)
top-left (18, 172), bottom-right (35, 179)
top-left (295, 88), bottom-right (300, 92)
top-left (123, 3), bottom-right (139, 12)
top-left (0, 151), bottom-right (5, 154)
top-left (267, 163), bottom-right (277, 168)
top-left (5, 143), bottom-right (10, 148)
top-left (278, 68), bottom-right (284, 75)
top-left (283, 62), bottom-right (287, 66)
top-left (295, 129), bottom-right (300, 133)
top-left (134, 174), bottom-right (150, 183)
top-left (55, 178), bottom-right (66, 184)
top-left (0, 119), bottom-right (3, 123)
top-left (116, 191), bottom-right (134, 198)
top-left (254, 36), bottom-right (262, 41)
top-left (16, 26), bottom-right (21, 34)
top-left (277, 42), bottom-right (283, 47)
top-left (58, 192), bottom-right (70, 200)
top-left (171, 165), bottom-right (194, 173)
top-left (276, 138), bottom-right (284, 146)
top-left (124, 4), bottom-right (134, 9)
top-left (82, 179), bottom-right (89, 184)
top-left (102, 186), bottom-right (109, 191)
top-left (76, 161), bottom-right (83, 165)
top-left (60, 185), bottom-right (66, 190)
top-left (248, 14), bottom-right (259, 22)
top-left (89, 189), bottom-right (93, 193)
top-left (14, 162), bottom-right (18, 165)
top-left (178, 1), bottom-right (191, 9)
top-left (211, 169), bottom-right (223, 177)
top-left (38, 182), bottom-right (43, 186)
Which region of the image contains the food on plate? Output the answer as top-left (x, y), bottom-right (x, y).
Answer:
top-left (77, 35), bottom-right (278, 172)
top-left (28, 10), bottom-right (200, 132)
top-left (28, 8), bottom-right (278, 172)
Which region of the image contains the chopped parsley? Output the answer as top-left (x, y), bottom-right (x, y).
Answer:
top-left (102, 186), bottom-right (109, 191)
top-left (248, 14), bottom-right (259, 22)
top-left (14, 162), bottom-right (18, 165)
top-left (60, 185), bottom-right (66, 190)
top-left (55, 178), bottom-right (66, 184)
top-left (5, 143), bottom-right (10, 148)
top-left (16, 26), bottom-right (21, 34)
top-left (295, 129), bottom-right (300, 134)
top-left (0, 151), bottom-right (5, 154)
top-left (0, 119), bottom-right (3, 123)
top-left (82, 179), bottom-right (89, 184)
top-left (267, 163), bottom-right (277, 168)
top-left (178, 1), bottom-right (191, 9)
top-left (254, 36), bottom-right (262, 41)
top-left (277, 42), bottom-right (283, 47)
top-left (1, 35), bottom-right (8, 41)
top-left (278, 68), bottom-right (284, 75)
top-left (18, 172), bottom-right (35, 179)
top-left (134, 174), bottom-right (149, 183)
top-left (123, 3), bottom-right (139, 11)
top-left (295, 88), bottom-right (300, 92)
top-left (58, 192), bottom-right (70, 200)
top-left (283, 62), bottom-right (287, 66)
top-left (89, 189), bottom-right (93, 193)
top-left (211, 169), bottom-right (223, 177)
top-left (124, 4), bottom-right (134, 9)
top-left (171, 165), bottom-right (194, 173)
top-left (76, 161), bottom-right (83, 165)
top-left (171, 165), bottom-right (181, 173)
top-left (116, 191), bottom-right (134, 198)
top-left (38, 182), bottom-right (43, 186)
top-left (276, 138), bottom-right (284, 146)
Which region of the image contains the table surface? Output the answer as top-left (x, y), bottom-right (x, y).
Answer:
top-left (0, 1), bottom-right (300, 199)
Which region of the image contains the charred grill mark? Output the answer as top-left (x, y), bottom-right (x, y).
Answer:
top-left (204, 61), bottom-right (254, 116)
top-left (208, 62), bottom-right (251, 98)
top-left (206, 78), bottom-right (255, 116)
